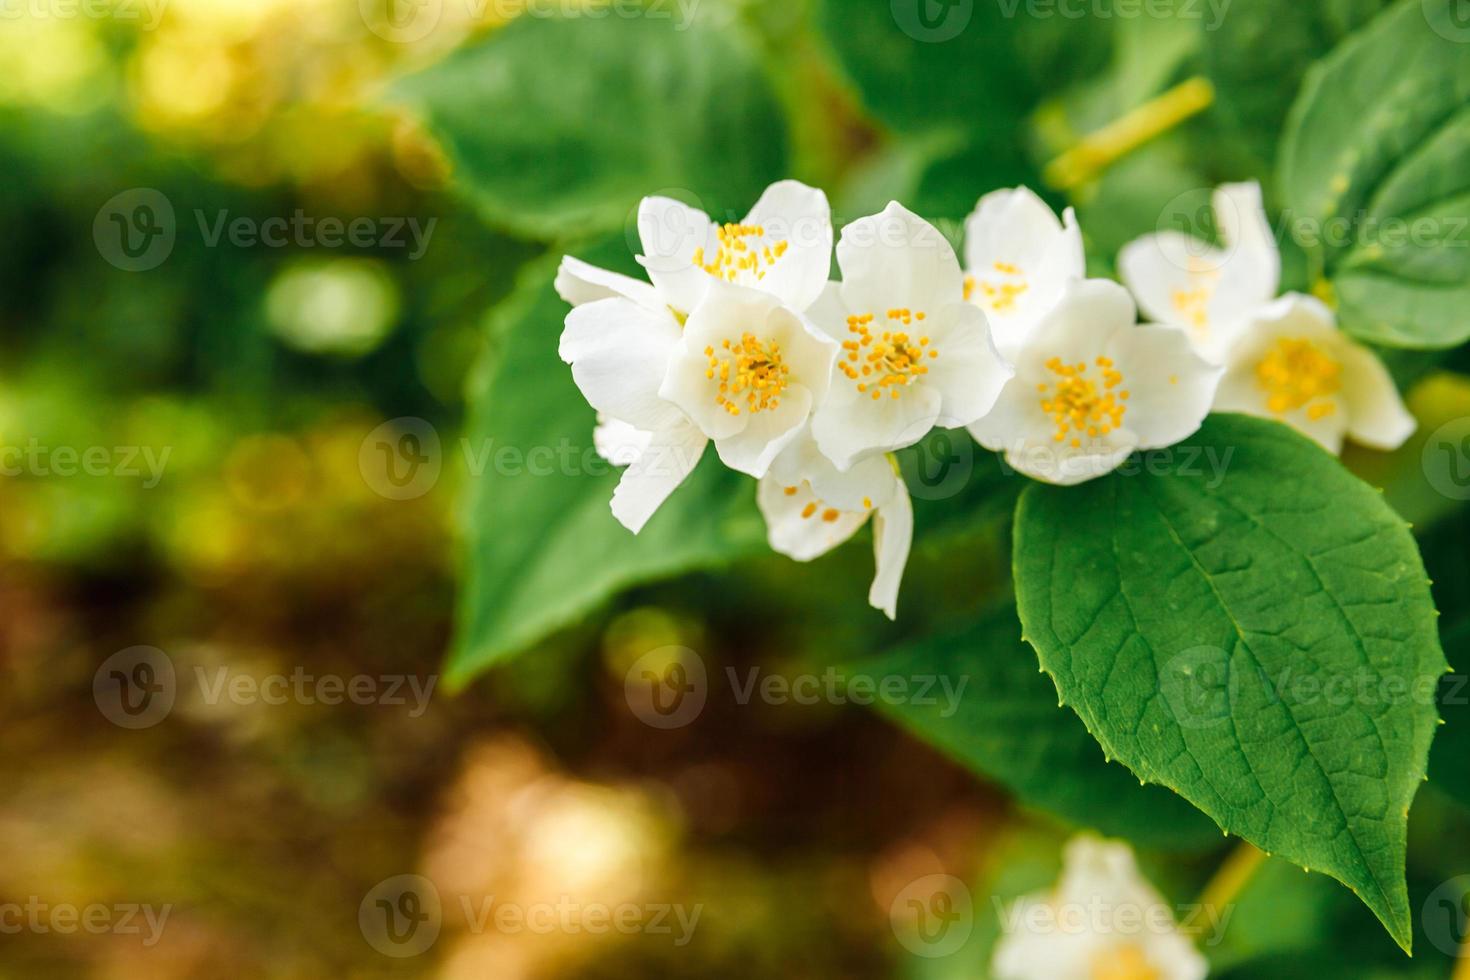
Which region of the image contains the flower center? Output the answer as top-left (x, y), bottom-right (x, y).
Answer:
top-left (692, 223), bottom-right (789, 283)
top-left (1171, 259), bottom-right (1221, 334)
top-left (1038, 356), bottom-right (1129, 449)
top-left (1255, 337), bottom-right (1340, 421)
top-left (1090, 943), bottom-right (1160, 980)
top-left (965, 261), bottom-right (1030, 314)
top-left (783, 484), bottom-right (874, 521)
top-left (837, 310), bottom-right (939, 401)
top-left (705, 335), bottom-right (789, 417)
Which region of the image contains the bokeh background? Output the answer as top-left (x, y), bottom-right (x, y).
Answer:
top-left (4, 0), bottom-right (1470, 977)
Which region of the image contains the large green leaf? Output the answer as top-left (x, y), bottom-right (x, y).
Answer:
top-left (858, 606), bottom-right (1222, 850)
top-left (1278, 0), bottom-right (1470, 348)
top-left (396, 15), bottom-right (787, 240)
top-left (1013, 414), bottom-right (1445, 951)
top-left (449, 241), bottom-right (765, 687)
top-left (1205, 0), bottom-right (1387, 174)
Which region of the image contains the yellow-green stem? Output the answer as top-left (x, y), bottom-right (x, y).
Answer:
top-left (1044, 77), bottom-right (1216, 191)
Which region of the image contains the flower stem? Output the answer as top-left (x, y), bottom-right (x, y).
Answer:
top-left (1044, 77), bottom-right (1216, 191)
top-left (1196, 840), bottom-right (1267, 914)
top-left (1454, 933), bottom-right (1470, 980)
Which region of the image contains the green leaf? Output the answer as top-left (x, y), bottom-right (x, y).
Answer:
top-left (814, 0), bottom-right (1102, 138)
top-left (448, 240), bottom-right (765, 687)
top-left (396, 15), bottom-right (787, 240)
top-left (1278, 0), bottom-right (1470, 349)
top-left (857, 605), bottom-right (1222, 850)
top-left (1013, 414), bottom-right (1446, 952)
top-left (1205, 0), bottom-right (1387, 174)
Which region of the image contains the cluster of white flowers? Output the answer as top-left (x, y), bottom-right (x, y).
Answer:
top-left (558, 180), bottom-right (1414, 619)
top-left (993, 835), bottom-right (1208, 980)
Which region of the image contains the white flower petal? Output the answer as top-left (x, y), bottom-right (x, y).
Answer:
top-left (756, 476), bottom-right (868, 562)
top-left (636, 195), bottom-right (718, 315)
top-left (1213, 180), bottom-right (1280, 303)
top-left (593, 414), bottom-right (652, 467)
top-left (869, 478), bottom-right (912, 619)
top-left (741, 179), bottom-right (833, 313)
top-left (1340, 341), bottom-right (1416, 451)
top-left (812, 380), bottom-right (942, 471)
top-left (768, 428), bottom-right (898, 512)
top-left (609, 421), bottom-right (708, 534)
top-left (555, 255), bottom-right (664, 312)
top-left (918, 302), bottom-right (1014, 428)
top-left (837, 201), bottom-right (963, 315)
top-left (1102, 325), bottom-right (1221, 449)
top-left (713, 385), bottom-right (812, 478)
top-left (560, 298), bottom-right (687, 432)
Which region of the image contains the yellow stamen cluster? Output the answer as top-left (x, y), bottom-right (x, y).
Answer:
top-left (1038, 355), bottom-right (1129, 449)
top-left (1255, 337), bottom-right (1340, 421)
top-left (691, 224), bottom-right (790, 283)
top-left (705, 335), bottom-right (789, 417)
top-left (973, 260), bottom-right (1030, 313)
top-left (1090, 944), bottom-right (1161, 980)
top-left (1171, 285), bottom-right (1211, 330)
top-left (788, 487), bottom-right (873, 523)
top-left (838, 310), bottom-right (938, 401)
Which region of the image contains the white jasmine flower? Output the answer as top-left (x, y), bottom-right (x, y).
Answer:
top-left (1214, 294), bottom-right (1414, 454)
top-left (559, 298), bottom-right (709, 533)
top-left (810, 202), bottom-right (1013, 470)
top-left (756, 432), bottom-right (912, 618)
top-left (632, 179), bottom-right (834, 316)
top-left (660, 281), bottom-right (838, 478)
top-left (963, 186), bottom-right (1085, 357)
top-left (993, 835), bottom-right (1208, 980)
top-left (1119, 182), bottom-right (1280, 362)
top-left (556, 180), bottom-right (835, 531)
top-left (969, 279), bottom-right (1221, 485)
